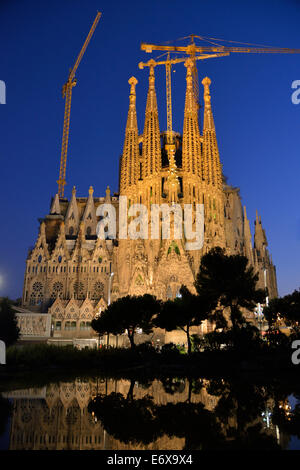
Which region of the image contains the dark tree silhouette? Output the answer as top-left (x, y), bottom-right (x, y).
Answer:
top-left (0, 298), bottom-right (20, 348)
top-left (264, 289), bottom-right (300, 334)
top-left (91, 294), bottom-right (160, 349)
top-left (155, 285), bottom-right (209, 355)
top-left (195, 247), bottom-right (265, 333)
top-left (0, 395), bottom-right (12, 438)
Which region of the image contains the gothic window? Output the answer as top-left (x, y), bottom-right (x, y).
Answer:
top-left (51, 282), bottom-right (63, 299)
top-left (30, 281), bottom-right (43, 305)
top-left (38, 255), bottom-right (42, 263)
top-left (73, 281), bottom-right (85, 299)
top-left (69, 226), bottom-right (74, 236)
top-left (58, 256), bottom-right (62, 263)
top-left (80, 321), bottom-right (91, 330)
top-left (92, 281), bottom-right (104, 299)
top-left (65, 321), bottom-right (76, 330)
top-left (86, 226), bottom-right (92, 236)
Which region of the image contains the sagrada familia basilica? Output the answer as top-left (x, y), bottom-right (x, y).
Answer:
top-left (20, 59), bottom-right (278, 341)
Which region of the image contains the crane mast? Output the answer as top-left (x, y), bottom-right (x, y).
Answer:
top-left (57, 12), bottom-right (101, 198)
top-left (139, 52), bottom-right (229, 148)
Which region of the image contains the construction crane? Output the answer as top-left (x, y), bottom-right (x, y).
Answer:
top-left (141, 35), bottom-right (300, 120)
top-left (139, 52), bottom-right (229, 149)
top-left (57, 12), bottom-right (101, 198)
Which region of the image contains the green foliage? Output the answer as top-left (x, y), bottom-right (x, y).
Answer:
top-left (6, 343), bottom-right (148, 370)
top-left (0, 298), bottom-right (20, 348)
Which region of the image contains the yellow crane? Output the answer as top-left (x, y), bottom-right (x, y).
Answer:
top-left (57, 12), bottom-right (102, 198)
top-left (139, 52), bottom-right (229, 148)
top-left (141, 34), bottom-right (300, 120)
top-left (139, 52), bottom-right (229, 201)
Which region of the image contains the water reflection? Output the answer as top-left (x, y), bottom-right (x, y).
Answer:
top-left (1, 376), bottom-right (299, 450)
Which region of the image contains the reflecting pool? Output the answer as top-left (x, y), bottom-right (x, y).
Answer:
top-left (1, 376), bottom-right (300, 450)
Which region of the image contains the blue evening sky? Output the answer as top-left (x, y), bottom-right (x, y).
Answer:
top-left (0, 0), bottom-right (299, 299)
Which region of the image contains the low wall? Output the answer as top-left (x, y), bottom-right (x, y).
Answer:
top-left (16, 313), bottom-right (52, 339)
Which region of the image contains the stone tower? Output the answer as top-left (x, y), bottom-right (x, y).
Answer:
top-left (21, 68), bottom-right (278, 339)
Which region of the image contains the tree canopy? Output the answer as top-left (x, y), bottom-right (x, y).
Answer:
top-left (0, 298), bottom-right (20, 348)
top-left (195, 247), bottom-right (265, 330)
top-left (264, 289), bottom-right (300, 333)
top-left (91, 294), bottom-right (160, 348)
top-left (154, 285), bottom-right (209, 354)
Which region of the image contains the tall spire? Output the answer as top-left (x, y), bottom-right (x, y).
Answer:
top-left (142, 60), bottom-right (161, 178)
top-left (254, 210), bottom-right (268, 255)
top-left (202, 77), bottom-right (222, 189)
top-left (182, 59), bottom-right (202, 177)
top-left (243, 206), bottom-right (254, 265)
top-left (120, 77), bottom-right (139, 194)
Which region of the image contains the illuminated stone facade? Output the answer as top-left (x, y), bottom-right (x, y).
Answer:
top-left (22, 63), bottom-right (278, 339)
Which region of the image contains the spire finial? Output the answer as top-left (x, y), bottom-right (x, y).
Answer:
top-left (72, 186), bottom-right (76, 197)
top-left (148, 59), bottom-right (156, 87)
top-left (202, 77), bottom-right (212, 106)
top-left (255, 210), bottom-right (259, 224)
top-left (128, 76), bottom-right (138, 94)
top-left (89, 185), bottom-right (94, 196)
top-left (184, 58), bottom-right (193, 90)
top-left (105, 185), bottom-right (111, 202)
